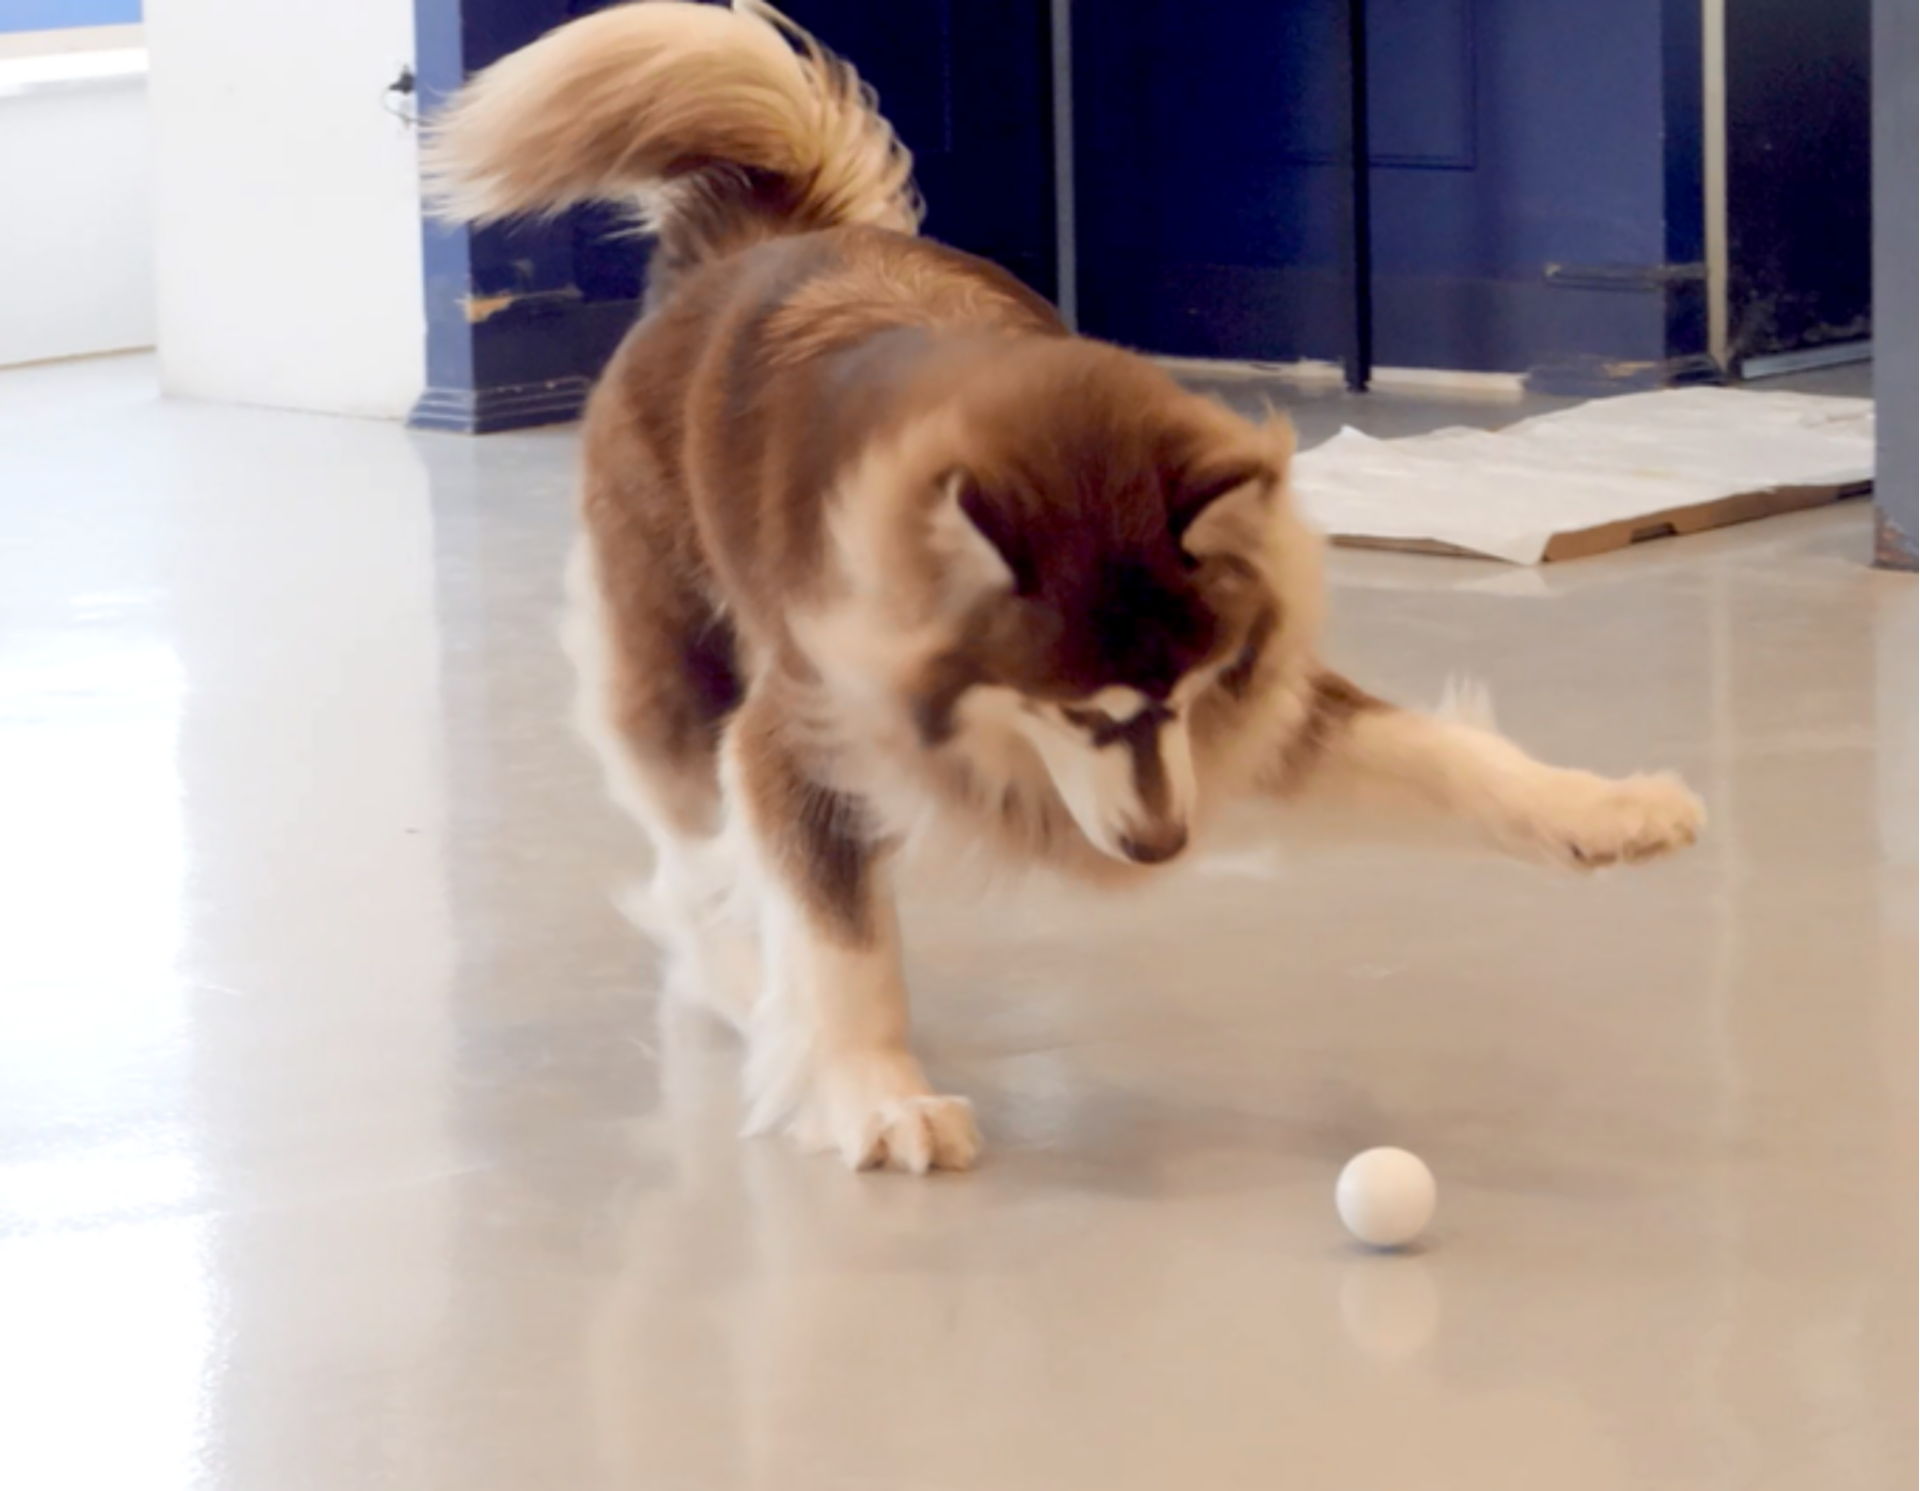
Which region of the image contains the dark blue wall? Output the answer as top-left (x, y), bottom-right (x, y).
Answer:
top-left (1075, 0), bottom-right (1708, 386)
top-left (411, 0), bottom-right (1726, 424)
top-left (1725, 0), bottom-right (1872, 366)
top-left (410, 0), bottom-right (1052, 430)
top-left (411, 0), bottom-right (648, 432)
top-left (787, 1), bottom-right (1057, 299)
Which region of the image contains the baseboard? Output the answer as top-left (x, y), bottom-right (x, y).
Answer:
top-left (1526, 353), bottom-right (1725, 397)
top-left (1160, 355), bottom-right (1527, 399)
top-left (1087, 263), bottom-right (1708, 388)
top-left (409, 378), bottom-right (593, 434)
top-left (1873, 508), bottom-right (1918, 572)
top-left (1738, 339), bottom-right (1873, 380)
top-left (414, 292), bottom-right (641, 434)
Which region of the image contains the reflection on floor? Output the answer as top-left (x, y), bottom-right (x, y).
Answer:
top-left (0, 354), bottom-right (1911, 1491)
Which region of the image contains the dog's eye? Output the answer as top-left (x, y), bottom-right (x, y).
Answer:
top-left (1061, 702), bottom-right (1174, 746)
top-left (1060, 706), bottom-right (1113, 734)
top-left (1060, 705), bottom-right (1128, 746)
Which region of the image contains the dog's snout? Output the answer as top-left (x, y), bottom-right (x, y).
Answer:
top-left (1119, 825), bottom-right (1189, 865)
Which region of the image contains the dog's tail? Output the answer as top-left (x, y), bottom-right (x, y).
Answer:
top-left (422, 0), bottom-right (919, 281)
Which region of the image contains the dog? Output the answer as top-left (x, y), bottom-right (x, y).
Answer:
top-left (425, 0), bottom-right (1705, 1174)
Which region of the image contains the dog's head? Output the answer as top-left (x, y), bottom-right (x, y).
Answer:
top-left (833, 338), bottom-right (1312, 868)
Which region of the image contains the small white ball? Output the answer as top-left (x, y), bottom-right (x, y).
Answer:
top-left (1336, 1147), bottom-right (1436, 1248)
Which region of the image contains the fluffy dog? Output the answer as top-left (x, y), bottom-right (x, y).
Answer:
top-left (426, 0), bottom-right (1704, 1173)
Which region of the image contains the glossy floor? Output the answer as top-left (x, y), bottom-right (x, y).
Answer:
top-left (1, 356), bottom-right (1912, 1491)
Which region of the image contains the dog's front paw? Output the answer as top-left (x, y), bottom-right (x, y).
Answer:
top-left (837, 1093), bottom-right (981, 1174)
top-left (1531, 770), bottom-right (1705, 870)
top-left (814, 1052), bottom-right (980, 1174)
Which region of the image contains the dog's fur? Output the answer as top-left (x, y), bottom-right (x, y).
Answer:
top-left (426, 0), bottom-right (1705, 1174)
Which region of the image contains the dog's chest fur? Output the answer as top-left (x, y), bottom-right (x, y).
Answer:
top-left (583, 223), bottom-right (1327, 880)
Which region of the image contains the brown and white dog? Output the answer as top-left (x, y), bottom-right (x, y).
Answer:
top-left (426, 0), bottom-right (1704, 1174)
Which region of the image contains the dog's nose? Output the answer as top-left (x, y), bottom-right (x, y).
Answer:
top-left (1119, 825), bottom-right (1188, 865)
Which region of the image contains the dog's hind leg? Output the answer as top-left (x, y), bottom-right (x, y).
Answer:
top-left (565, 524), bottom-right (759, 1030)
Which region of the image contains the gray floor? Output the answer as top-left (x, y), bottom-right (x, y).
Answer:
top-left (0, 354), bottom-right (1912, 1491)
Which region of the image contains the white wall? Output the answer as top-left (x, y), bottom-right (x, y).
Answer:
top-left (145, 0), bottom-right (424, 419)
top-left (0, 59), bottom-right (156, 367)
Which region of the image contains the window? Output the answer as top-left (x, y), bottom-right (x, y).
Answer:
top-left (2, 2), bottom-right (143, 37)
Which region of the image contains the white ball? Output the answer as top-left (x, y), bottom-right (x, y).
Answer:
top-left (1336, 1147), bottom-right (1436, 1248)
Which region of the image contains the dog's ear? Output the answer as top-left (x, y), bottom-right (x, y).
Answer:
top-left (1172, 414), bottom-right (1296, 560)
top-left (1173, 460), bottom-right (1277, 559)
top-left (929, 470), bottom-right (1026, 600)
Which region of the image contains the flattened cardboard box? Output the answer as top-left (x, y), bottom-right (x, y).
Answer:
top-left (1291, 388), bottom-right (1875, 565)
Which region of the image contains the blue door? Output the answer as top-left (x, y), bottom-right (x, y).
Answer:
top-left (785, 0), bottom-right (1059, 301)
top-left (1071, 0), bottom-right (1712, 387)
